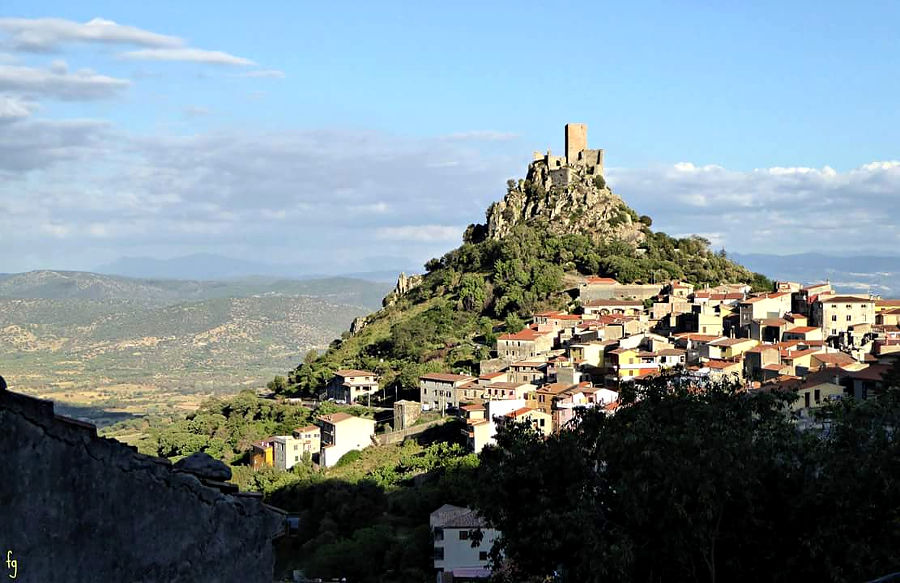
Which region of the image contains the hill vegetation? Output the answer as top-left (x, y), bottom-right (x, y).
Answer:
top-left (282, 171), bottom-right (771, 398)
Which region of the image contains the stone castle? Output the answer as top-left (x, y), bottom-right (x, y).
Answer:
top-left (531, 123), bottom-right (605, 187)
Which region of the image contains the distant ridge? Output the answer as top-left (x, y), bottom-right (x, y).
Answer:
top-left (731, 252), bottom-right (900, 295)
top-left (94, 253), bottom-right (417, 282)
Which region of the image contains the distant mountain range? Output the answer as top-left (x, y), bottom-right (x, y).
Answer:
top-left (0, 270), bottom-right (394, 424)
top-left (730, 253), bottom-right (900, 297)
top-left (93, 253), bottom-right (417, 283)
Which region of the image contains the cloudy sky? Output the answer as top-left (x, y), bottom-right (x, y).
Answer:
top-left (1, 2), bottom-right (899, 274)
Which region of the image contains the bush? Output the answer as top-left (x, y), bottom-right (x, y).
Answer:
top-left (336, 449), bottom-right (362, 467)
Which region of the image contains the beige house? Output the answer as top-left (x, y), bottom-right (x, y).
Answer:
top-left (739, 292), bottom-right (792, 328)
top-left (496, 328), bottom-right (555, 360)
top-left (326, 369), bottom-right (379, 404)
top-left (508, 359), bottom-right (549, 385)
top-left (419, 373), bottom-right (477, 411)
top-left (876, 307), bottom-right (900, 326)
top-left (568, 340), bottom-right (616, 367)
top-left (583, 299), bottom-right (644, 317)
top-left (318, 413), bottom-right (376, 468)
top-left (482, 381), bottom-right (536, 401)
top-left (702, 337), bottom-right (759, 361)
top-left (811, 295), bottom-right (876, 338)
top-left (782, 326), bottom-right (824, 342)
top-left (794, 382), bottom-right (845, 411)
top-left (500, 406), bottom-right (552, 437)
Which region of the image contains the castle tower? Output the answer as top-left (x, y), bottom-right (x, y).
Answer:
top-left (565, 123), bottom-right (588, 164)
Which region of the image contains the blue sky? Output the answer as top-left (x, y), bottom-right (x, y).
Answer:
top-left (1, 1), bottom-right (899, 273)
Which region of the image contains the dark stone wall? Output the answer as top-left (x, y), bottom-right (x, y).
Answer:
top-left (0, 389), bottom-right (284, 583)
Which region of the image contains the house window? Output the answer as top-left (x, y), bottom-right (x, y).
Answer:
top-left (434, 547), bottom-right (444, 561)
top-left (433, 527), bottom-right (444, 541)
top-left (459, 530), bottom-right (470, 540)
top-left (814, 389), bottom-right (821, 404)
top-left (479, 551), bottom-right (489, 561)
top-left (831, 315), bottom-right (837, 322)
top-left (847, 315), bottom-right (852, 321)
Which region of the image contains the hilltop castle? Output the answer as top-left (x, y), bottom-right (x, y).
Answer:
top-left (531, 123), bottom-right (604, 187)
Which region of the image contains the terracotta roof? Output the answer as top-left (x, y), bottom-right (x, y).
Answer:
top-left (498, 329), bottom-right (544, 341)
top-left (585, 277), bottom-right (618, 285)
top-left (419, 373), bottom-right (474, 383)
top-left (706, 359), bottom-right (739, 370)
top-left (759, 318), bottom-right (789, 327)
top-left (877, 299), bottom-right (900, 307)
top-left (785, 326), bottom-right (817, 334)
top-left (822, 296), bottom-right (873, 304)
top-left (536, 383), bottom-right (576, 395)
top-left (709, 337), bottom-right (754, 347)
top-left (295, 425), bottom-right (319, 433)
top-left (460, 404), bottom-right (485, 411)
top-left (673, 333), bottom-right (721, 342)
top-left (317, 412), bottom-right (356, 424)
top-left (334, 369), bottom-right (375, 377)
top-left (813, 352), bottom-right (857, 366)
top-left (479, 371), bottom-right (506, 380)
top-left (506, 407), bottom-right (540, 418)
top-left (486, 381), bottom-right (530, 390)
top-left (846, 364), bottom-right (889, 381)
top-left (584, 299), bottom-right (644, 307)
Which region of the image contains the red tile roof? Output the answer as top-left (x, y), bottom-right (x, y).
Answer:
top-left (334, 369), bottom-right (375, 377)
top-left (585, 277), bottom-right (618, 285)
top-left (420, 373), bottom-right (474, 383)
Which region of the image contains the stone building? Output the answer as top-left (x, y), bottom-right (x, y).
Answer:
top-left (0, 381), bottom-right (285, 582)
top-left (326, 369), bottom-right (379, 404)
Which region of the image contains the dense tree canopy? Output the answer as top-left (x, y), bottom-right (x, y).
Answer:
top-left (474, 374), bottom-right (900, 583)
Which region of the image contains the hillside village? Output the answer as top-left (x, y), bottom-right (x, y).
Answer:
top-left (245, 126), bottom-right (900, 581)
top-left (248, 275), bottom-right (900, 579)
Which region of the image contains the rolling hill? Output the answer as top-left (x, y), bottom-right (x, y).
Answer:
top-left (0, 271), bottom-right (392, 424)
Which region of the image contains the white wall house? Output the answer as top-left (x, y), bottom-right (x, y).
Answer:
top-left (318, 413), bottom-right (376, 468)
top-left (430, 504), bottom-right (500, 581)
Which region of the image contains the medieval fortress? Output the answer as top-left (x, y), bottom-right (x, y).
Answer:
top-left (532, 123), bottom-right (605, 187)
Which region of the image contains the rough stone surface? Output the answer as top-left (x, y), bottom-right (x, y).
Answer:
top-left (482, 123), bottom-right (641, 246)
top-left (382, 271), bottom-right (423, 308)
top-left (0, 389), bottom-right (284, 583)
top-left (349, 315), bottom-right (369, 335)
top-left (485, 158), bottom-right (645, 247)
top-left (174, 451), bottom-right (232, 481)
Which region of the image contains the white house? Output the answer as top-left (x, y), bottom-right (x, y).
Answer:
top-left (430, 504), bottom-right (500, 581)
top-left (317, 413), bottom-right (376, 468)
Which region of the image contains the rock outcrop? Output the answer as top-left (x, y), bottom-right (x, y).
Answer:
top-left (382, 271), bottom-right (423, 308)
top-left (485, 158), bottom-right (645, 246)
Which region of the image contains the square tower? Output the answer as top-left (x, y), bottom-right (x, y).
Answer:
top-left (565, 123), bottom-right (587, 165)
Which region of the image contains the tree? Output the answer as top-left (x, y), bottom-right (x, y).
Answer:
top-left (474, 373), bottom-right (900, 582)
top-left (503, 313), bottom-right (524, 333)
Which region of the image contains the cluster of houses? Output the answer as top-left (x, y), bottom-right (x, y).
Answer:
top-left (415, 277), bottom-right (900, 454)
top-left (257, 277), bottom-right (899, 580)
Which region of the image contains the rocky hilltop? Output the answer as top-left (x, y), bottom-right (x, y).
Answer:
top-left (486, 155), bottom-right (645, 246)
top-left (282, 123), bottom-right (768, 397)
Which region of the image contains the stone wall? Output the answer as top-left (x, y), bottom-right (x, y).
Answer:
top-left (0, 387), bottom-right (284, 583)
top-left (375, 418), bottom-right (446, 446)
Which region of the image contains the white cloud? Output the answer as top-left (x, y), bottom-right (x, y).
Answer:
top-left (0, 64), bottom-right (129, 100)
top-left (375, 225), bottom-right (463, 242)
top-left (0, 94), bottom-right (36, 119)
top-left (608, 161), bottom-right (900, 255)
top-left (0, 17), bottom-right (182, 51)
top-left (121, 48), bottom-right (255, 66)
